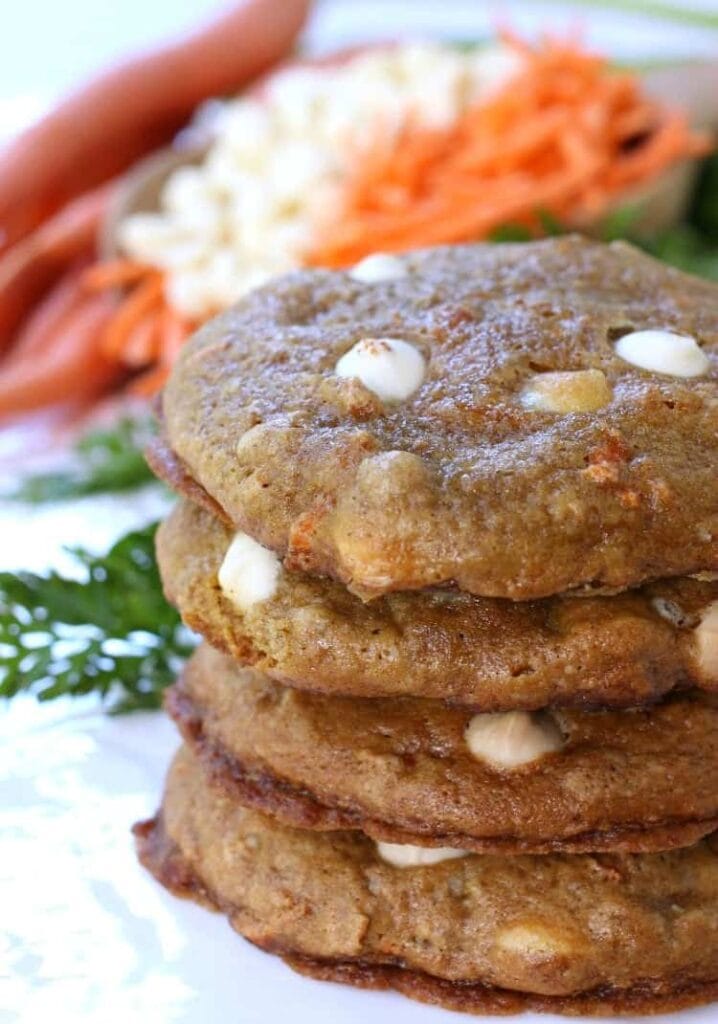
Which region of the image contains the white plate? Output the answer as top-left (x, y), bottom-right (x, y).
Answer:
top-left (3, 692), bottom-right (717, 1024)
top-left (2, 3), bottom-right (718, 1023)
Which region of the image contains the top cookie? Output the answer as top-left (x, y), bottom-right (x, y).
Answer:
top-left (162, 237), bottom-right (718, 600)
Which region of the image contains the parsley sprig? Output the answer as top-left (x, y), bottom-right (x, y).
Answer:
top-left (640, 153), bottom-right (718, 279)
top-left (0, 523), bottom-right (195, 713)
top-left (8, 417), bottom-right (157, 503)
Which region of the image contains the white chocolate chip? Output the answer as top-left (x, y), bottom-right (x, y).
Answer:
top-left (235, 422), bottom-right (266, 455)
top-left (335, 337), bottom-right (426, 402)
top-left (695, 601), bottom-right (718, 681)
top-left (614, 330), bottom-right (710, 378)
top-left (496, 922), bottom-right (572, 958)
top-left (376, 842), bottom-right (469, 868)
top-left (349, 252), bottom-right (408, 283)
top-left (521, 369), bottom-right (612, 413)
top-left (218, 532), bottom-right (281, 612)
top-left (465, 711), bottom-right (563, 770)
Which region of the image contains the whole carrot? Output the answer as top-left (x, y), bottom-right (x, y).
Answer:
top-left (0, 0), bottom-right (311, 254)
top-left (0, 186), bottom-right (111, 354)
top-left (11, 266), bottom-right (90, 358)
top-left (0, 293), bottom-right (121, 418)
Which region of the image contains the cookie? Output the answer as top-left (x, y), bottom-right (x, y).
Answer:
top-left (135, 746), bottom-right (718, 1016)
top-left (159, 236), bottom-right (718, 600)
top-left (157, 500), bottom-right (718, 710)
top-left (166, 643), bottom-right (718, 855)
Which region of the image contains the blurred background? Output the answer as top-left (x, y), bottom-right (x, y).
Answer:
top-left (0, 0), bottom-right (717, 142)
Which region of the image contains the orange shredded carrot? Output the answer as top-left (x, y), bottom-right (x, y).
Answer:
top-left (129, 306), bottom-right (193, 394)
top-left (0, 292), bottom-right (121, 417)
top-left (54, 32), bottom-right (712, 405)
top-left (66, 256), bottom-right (196, 396)
top-left (99, 272), bottom-right (163, 359)
top-left (157, 305), bottom-right (192, 363)
top-left (127, 303), bottom-right (192, 393)
top-left (306, 35), bottom-right (712, 268)
top-left (128, 363), bottom-right (171, 397)
top-left (81, 258), bottom-right (157, 291)
top-left (121, 310), bottom-right (160, 368)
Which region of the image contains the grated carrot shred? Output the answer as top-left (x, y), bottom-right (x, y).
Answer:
top-left (81, 258), bottom-right (157, 291)
top-left (76, 258), bottom-right (195, 393)
top-left (305, 34), bottom-right (712, 268)
top-left (69, 33), bottom-right (713, 400)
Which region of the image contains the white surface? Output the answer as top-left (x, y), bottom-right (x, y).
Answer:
top-left (2, 3), bottom-right (718, 1024)
top-left (0, 485), bottom-right (171, 576)
top-left (2, 687), bottom-right (717, 1024)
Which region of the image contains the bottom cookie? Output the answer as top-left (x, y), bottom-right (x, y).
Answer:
top-left (135, 747), bottom-right (718, 1018)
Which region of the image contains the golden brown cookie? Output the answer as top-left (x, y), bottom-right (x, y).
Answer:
top-left (159, 237), bottom-right (718, 600)
top-left (135, 747), bottom-right (718, 1017)
top-left (157, 500), bottom-right (718, 710)
top-left (166, 644), bottom-right (718, 855)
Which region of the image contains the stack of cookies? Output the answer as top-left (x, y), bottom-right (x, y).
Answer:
top-left (136, 237), bottom-right (718, 1017)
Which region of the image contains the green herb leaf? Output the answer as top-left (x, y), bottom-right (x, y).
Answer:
top-left (8, 417), bottom-right (157, 503)
top-left (639, 225), bottom-right (718, 280)
top-left (571, 0), bottom-right (718, 30)
top-left (598, 204), bottom-right (641, 243)
top-left (489, 152), bottom-right (718, 281)
top-left (634, 153), bottom-right (718, 280)
top-left (688, 151), bottom-right (718, 242)
top-left (449, 38), bottom-right (490, 52)
top-left (0, 522), bottom-right (195, 713)
top-left (536, 209), bottom-right (565, 237)
top-left (489, 223), bottom-right (534, 243)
